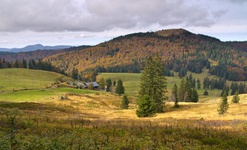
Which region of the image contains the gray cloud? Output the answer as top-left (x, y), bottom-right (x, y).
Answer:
top-left (0, 0), bottom-right (223, 32)
top-left (222, 0), bottom-right (247, 4)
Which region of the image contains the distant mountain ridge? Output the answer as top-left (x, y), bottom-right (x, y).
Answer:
top-left (0, 44), bottom-right (72, 52)
top-left (0, 45), bottom-right (91, 61)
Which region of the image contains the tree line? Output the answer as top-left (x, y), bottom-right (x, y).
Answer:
top-left (0, 58), bottom-right (64, 74)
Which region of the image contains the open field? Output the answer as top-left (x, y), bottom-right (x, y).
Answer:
top-left (0, 68), bottom-right (71, 91)
top-left (97, 73), bottom-right (141, 97)
top-left (0, 69), bottom-right (247, 149)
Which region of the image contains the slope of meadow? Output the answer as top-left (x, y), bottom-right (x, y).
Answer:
top-left (0, 68), bottom-right (68, 91)
top-left (0, 68), bottom-right (88, 102)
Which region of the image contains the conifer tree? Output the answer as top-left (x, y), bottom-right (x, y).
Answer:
top-left (138, 54), bottom-right (167, 114)
top-left (106, 79), bottom-right (112, 92)
top-left (218, 92), bottom-right (229, 115)
top-left (116, 79), bottom-right (124, 95)
top-left (221, 86), bottom-right (229, 96)
top-left (197, 79), bottom-right (201, 89)
top-left (232, 90), bottom-right (240, 103)
top-left (184, 78), bottom-right (192, 102)
top-left (203, 90), bottom-right (209, 95)
top-left (121, 95), bottom-right (129, 109)
top-left (136, 95), bottom-right (156, 117)
top-left (72, 68), bottom-right (79, 80)
top-left (191, 88), bottom-right (199, 102)
top-left (178, 78), bottom-right (186, 102)
top-left (172, 84), bottom-right (179, 108)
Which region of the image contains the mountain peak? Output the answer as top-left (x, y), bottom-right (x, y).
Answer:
top-left (156, 28), bottom-right (191, 37)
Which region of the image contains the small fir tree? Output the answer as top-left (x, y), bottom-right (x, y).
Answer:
top-left (203, 90), bottom-right (209, 96)
top-left (136, 95), bottom-right (156, 117)
top-left (221, 86), bottom-right (229, 96)
top-left (218, 92), bottom-right (229, 115)
top-left (232, 90), bottom-right (240, 103)
top-left (116, 79), bottom-right (124, 95)
top-left (184, 78), bottom-right (192, 102)
top-left (106, 79), bottom-right (112, 92)
top-left (197, 79), bottom-right (201, 89)
top-left (172, 84), bottom-right (179, 108)
top-left (178, 78), bottom-right (186, 102)
top-left (121, 95), bottom-right (129, 109)
top-left (191, 88), bottom-right (199, 102)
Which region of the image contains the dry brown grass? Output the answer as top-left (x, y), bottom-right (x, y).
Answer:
top-left (49, 93), bottom-right (247, 123)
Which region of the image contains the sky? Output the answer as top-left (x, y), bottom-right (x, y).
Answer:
top-left (0, 0), bottom-right (246, 48)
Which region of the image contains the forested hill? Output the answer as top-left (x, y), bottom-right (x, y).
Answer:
top-left (44, 28), bottom-right (247, 81)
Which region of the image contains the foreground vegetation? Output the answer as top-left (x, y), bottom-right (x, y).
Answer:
top-left (0, 68), bottom-right (247, 149)
top-left (0, 93), bottom-right (247, 149)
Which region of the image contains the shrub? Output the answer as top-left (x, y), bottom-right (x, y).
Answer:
top-left (203, 90), bottom-right (208, 96)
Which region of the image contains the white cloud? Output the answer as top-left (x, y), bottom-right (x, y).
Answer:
top-left (0, 0), bottom-right (246, 47)
top-left (0, 0), bottom-right (221, 32)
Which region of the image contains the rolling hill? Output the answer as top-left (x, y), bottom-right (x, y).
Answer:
top-left (0, 45), bottom-right (91, 62)
top-left (0, 68), bottom-right (71, 91)
top-left (44, 29), bottom-right (247, 81)
top-left (0, 44), bottom-right (72, 52)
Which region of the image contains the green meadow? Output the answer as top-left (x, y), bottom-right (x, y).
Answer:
top-left (0, 68), bottom-right (66, 91)
top-left (97, 70), bottom-right (229, 103)
top-left (0, 68), bottom-right (99, 102)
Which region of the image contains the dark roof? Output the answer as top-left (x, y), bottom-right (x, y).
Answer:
top-left (84, 82), bottom-right (99, 87)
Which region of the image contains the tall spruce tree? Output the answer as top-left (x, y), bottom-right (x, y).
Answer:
top-left (138, 54), bottom-right (167, 115)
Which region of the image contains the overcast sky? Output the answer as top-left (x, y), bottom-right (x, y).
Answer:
top-left (0, 0), bottom-right (246, 48)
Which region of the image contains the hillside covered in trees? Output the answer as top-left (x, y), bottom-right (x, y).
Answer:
top-left (44, 29), bottom-right (247, 81)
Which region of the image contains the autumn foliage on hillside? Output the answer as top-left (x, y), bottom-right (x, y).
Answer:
top-left (44, 29), bottom-right (247, 81)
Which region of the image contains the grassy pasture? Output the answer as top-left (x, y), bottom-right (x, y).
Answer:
top-left (97, 72), bottom-right (225, 102)
top-left (0, 68), bottom-right (70, 91)
top-left (0, 68), bottom-right (100, 102)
